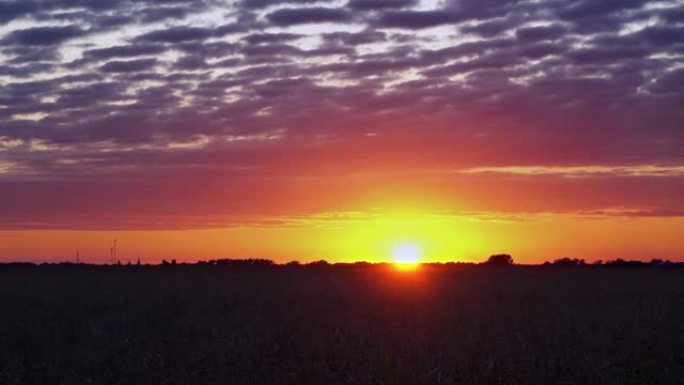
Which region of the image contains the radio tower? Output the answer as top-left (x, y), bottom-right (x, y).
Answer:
top-left (110, 239), bottom-right (117, 264)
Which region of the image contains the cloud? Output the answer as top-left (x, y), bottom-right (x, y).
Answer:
top-left (515, 25), bottom-right (567, 42)
top-left (460, 165), bottom-right (684, 178)
top-left (558, 0), bottom-right (647, 20)
top-left (2, 25), bottom-right (85, 46)
top-left (0, 2), bottom-right (35, 23)
top-left (99, 59), bottom-right (158, 73)
top-left (136, 27), bottom-right (215, 43)
top-left (639, 25), bottom-right (684, 46)
top-left (82, 44), bottom-right (167, 61)
top-left (461, 19), bottom-right (514, 37)
top-left (347, 0), bottom-right (415, 11)
top-left (0, 0), bottom-right (682, 229)
top-left (322, 30), bottom-right (386, 45)
top-left (267, 7), bottom-right (353, 25)
top-left (139, 6), bottom-right (191, 23)
top-left (3, 46), bottom-right (61, 64)
top-left (375, 10), bottom-right (458, 29)
top-left (241, 0), bottom-right (334, 9)
top-left (244, 33), bottom-right (303, 45)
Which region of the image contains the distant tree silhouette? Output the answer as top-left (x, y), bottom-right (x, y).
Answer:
top-left (306, 260), bottom-right (329, 267)
top-left (551, 257), bottom-right (586, 267)
top-left (650, 258), bottom-right (672, 266)
top-left (193, 259), bottom-right (275, 266)
top-left (483, 254), bottom-right (514, 266)
top-left (604, 258), bottom-right (647, 267)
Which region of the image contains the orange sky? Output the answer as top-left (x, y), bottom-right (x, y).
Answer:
top-left (1, 140), bottom-right (684, 263)
top-left (1, 143), bottom-right (684, 263)
top-left (2, 213), bottom-right (683, 264)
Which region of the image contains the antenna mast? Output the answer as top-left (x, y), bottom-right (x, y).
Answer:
top-left (110, 238), bottom-right (118, 264)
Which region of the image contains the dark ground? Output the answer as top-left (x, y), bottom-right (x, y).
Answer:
top-left (1, 265), bottom-right (684, 385)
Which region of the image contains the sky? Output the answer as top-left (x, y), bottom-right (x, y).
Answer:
top-left (0, 0), bottom-right (683, 264)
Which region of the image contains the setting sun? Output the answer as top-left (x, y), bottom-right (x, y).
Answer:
top-left (391, 242), bottom-right (422, 270)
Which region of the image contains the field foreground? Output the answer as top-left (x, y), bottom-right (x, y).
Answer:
top-left (1, 266), bottom-right (684, 384)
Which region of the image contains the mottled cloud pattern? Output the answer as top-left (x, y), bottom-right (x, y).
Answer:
top-left (0, 0), bottom-right (683, 229)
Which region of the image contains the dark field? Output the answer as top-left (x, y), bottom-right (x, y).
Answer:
top-left (2, 266), bottom-right (684, 385)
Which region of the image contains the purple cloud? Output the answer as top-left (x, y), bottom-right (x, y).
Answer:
top-left (0, 0), bottom-right (682, 229)
top-left (267, 7), bottom-right (353, 25)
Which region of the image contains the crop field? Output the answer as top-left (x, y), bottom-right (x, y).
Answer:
top-left (1, 266), bottom-right (684, 385)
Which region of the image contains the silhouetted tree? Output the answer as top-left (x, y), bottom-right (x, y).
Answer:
top-left (214, 258), bottom-right (275, 266)
top-left (604, 258), bottom-right (647, 267)
top-left (650, 258), bottom-right (672, 266)
top-left (306, 260), bottom-right (329, 267)
top-left (552, 257), bottom-right (586, 267)
top-left (483, 254), bottom-right (514, 266)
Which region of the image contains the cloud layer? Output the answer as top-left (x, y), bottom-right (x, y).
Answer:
top-left (0, 0), bottom-right (683, 228)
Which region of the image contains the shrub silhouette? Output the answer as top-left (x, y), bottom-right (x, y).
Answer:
top-left (552, 257), bottom-right (586, 267)
top-left (484, 254), bottom-right (514, 266)
top-left (306, 260), bottom-right (329, 267)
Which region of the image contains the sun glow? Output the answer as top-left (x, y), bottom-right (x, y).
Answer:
top-left (391, 242), bottom-right (422, 270)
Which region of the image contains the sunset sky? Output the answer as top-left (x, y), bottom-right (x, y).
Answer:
top-left (1, 0), bottom-right (683, 263)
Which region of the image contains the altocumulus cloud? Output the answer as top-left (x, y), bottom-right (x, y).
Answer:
top-left (0, 0), bottom-right (683, 228)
